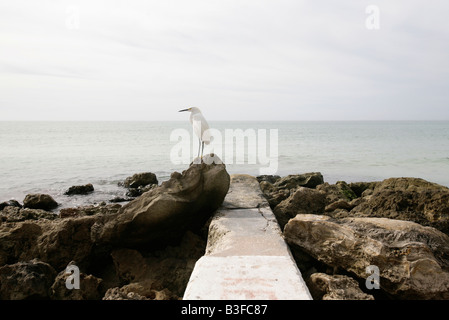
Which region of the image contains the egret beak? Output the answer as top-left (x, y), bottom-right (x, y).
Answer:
top-left (179, 108), bottom-right (190, 112)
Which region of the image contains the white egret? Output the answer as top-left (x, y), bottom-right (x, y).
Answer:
top-left (179, 107), bottom-right (211, 159)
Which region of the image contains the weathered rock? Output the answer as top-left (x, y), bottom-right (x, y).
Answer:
top-left (324, 200), bottom-right (354, 213)
top-left (0, 216), bottom-right (99, 271)
top-left (307, 273), bottom-right (374, 300)
top-left (284, 214), bottom-right (449, 299)
top-left (0, 259), bottom-right (56, 299)
top-left (23, 194), bottom-right (58, 211)
top-left (348, 181), bottom-right (379, 197)
top-left (374, 177), bottom-right (449, 193)
top-left (0, 160), bottom-right (226, 299)
top-left (0, 222), bottom-right (43, 266)
top-left (0, 200), bottom-right (22, 211)
top-left (258, 172), bottom-right (324, 210)
top-left (50, 267), bottom-right (103, 300)
top-left (109, 196), bottom-right (133, 203)
top-left (1, 207), bottom-right (57, 222)
top-left (122, 172), bottom-right (158, 189)
top-left (274, 172), bottom-right (324, 190)
top-left (256, 175), bottom-right (281, 184)
top-left (105, 230), bottom-right (205, 300)
top-left (37, 216), bottom-right (99, 271)
top-left (351, 177), bottom-right (449, 234)
top-left (259, 182), bottom-right (291, 208)
top-left (111, 249), bottom-right (150, 284)
top-left (317, 181), bottom-right (358, 204)
top-left (95, 159), bottom-right (230, 247)
top-left (273, 187), bottom-right (326, 229)
top-left (59, 203), bottom-right (121, 218)
top-left (119, 172), bottom-right (159, 197)
top-left (125, 184), bottom-right (157, 198)
top-left (64, 183), bottom-right (94, 195)
top-left (103, 282), bottom-right (176, 300)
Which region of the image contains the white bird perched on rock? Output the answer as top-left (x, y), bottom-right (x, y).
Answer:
top-left (179, 107), bottom-right (211, 159)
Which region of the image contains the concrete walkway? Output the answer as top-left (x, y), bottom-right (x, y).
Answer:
top-left (183, 174), bottom-right (312, 300)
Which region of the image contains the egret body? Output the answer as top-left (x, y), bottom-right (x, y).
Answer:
top-left (179, 107), bottom-right (211, 158)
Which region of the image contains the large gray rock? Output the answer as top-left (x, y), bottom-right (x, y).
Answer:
top-left (94, 159), bottom-right (230, 247)
top-left (23, 194), bottom-right (58, 211)
top-left (284, 214), bottom-right (449, 299)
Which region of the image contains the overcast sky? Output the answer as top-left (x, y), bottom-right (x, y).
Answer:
top-left (1, 0), bottom-right (448, 121)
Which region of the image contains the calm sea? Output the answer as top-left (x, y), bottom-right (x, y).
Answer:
top-left (1, 121), bottom-right (448, 209)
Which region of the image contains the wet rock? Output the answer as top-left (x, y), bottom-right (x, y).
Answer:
top-left (64, 183), bottom-right (94, 195)
top-left (284, 214), bottom-right (449, 299)
top-left (273, 187), bottom-right (326, 229)
top-left (0, 200), bottom-right (22, 211)
top-left (274, 172), bottom-right (324, 190)
top-left (109, 196), bottom-right (133, 203)
top-left (0, 259), bottom-right (56, 299)
top-left (125, 184), bottom-right (157, 198)
top-left (122, 172), bottom-right (158, 189)
top-left (307, 273), bottom-right (374, 300)
top-left (119, 172), bottom-right (159, 197)
top-left (23, 194), bottom-right (58, 211)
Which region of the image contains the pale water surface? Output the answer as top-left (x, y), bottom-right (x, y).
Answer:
top-left (1, 121), bottom-right (448, 209)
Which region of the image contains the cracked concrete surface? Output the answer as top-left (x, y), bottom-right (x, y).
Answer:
top-left (183, 174), bottom-right (312, 300)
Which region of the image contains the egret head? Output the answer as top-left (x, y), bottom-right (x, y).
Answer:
top-left (179, 107), bottom-right (200, 114)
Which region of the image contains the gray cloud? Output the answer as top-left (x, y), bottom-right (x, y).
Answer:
top-left (1, 0), bottom-right (448, 121)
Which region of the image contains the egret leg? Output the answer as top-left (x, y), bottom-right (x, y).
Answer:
top-left (197, 138), bottom-right (201, 158)
top-left (201, 141), bottom-right (205, 158)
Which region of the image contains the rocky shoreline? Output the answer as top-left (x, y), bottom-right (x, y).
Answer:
top-left (1, 162), bottom-right (449, 300)
top-left (0, 158), bottom-right (230, 300)
top-left (259, 173), bottom-right (449, 300)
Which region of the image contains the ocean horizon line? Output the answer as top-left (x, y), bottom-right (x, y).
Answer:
top-left (1, 119), bottom-right (449, 123)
